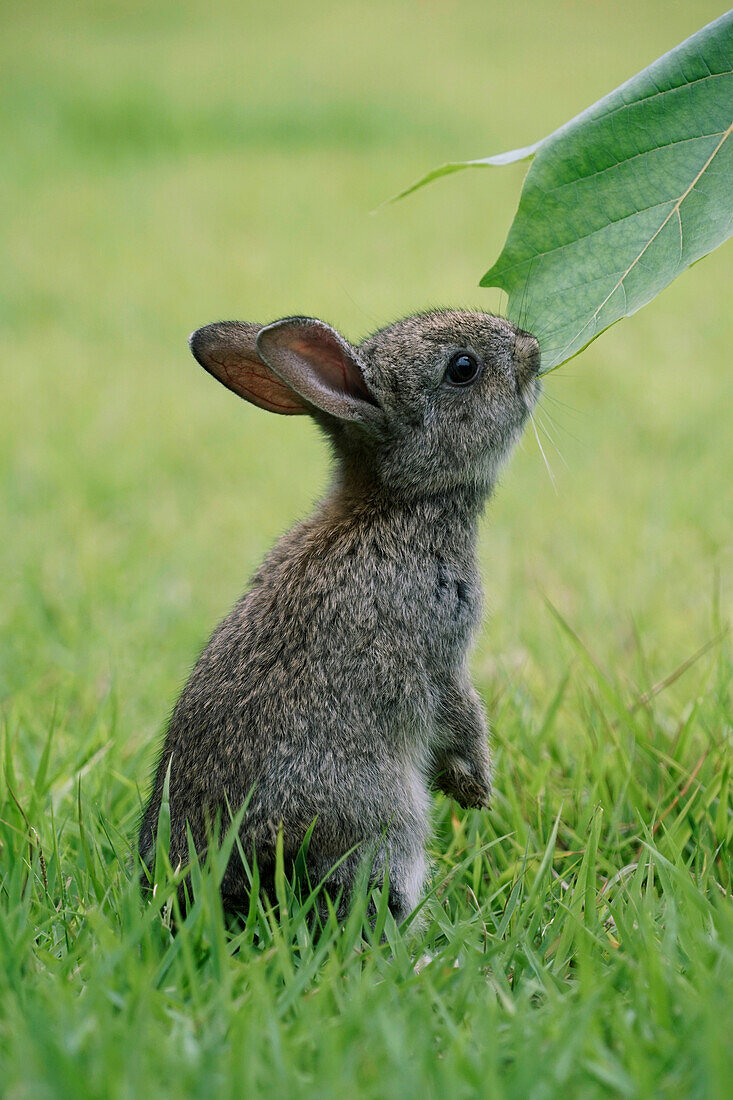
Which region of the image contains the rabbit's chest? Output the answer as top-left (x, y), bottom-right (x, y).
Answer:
top-left (422, 558), bottom-right (481, 658)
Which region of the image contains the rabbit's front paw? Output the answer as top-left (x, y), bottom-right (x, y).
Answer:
top-left (439, 755), bottom-right (491, 809)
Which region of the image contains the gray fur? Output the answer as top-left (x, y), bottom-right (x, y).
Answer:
top-left (139, 309), bottom-right (540, 921)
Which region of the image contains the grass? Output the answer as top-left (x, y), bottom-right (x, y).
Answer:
top-left (1, 0), bottom-right (731, 1095)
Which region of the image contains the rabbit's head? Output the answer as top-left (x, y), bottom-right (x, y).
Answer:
top-left (190, 310), bottom-right (540, 500)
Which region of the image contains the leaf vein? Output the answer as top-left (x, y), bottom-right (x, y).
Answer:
top-left (495, 200), bottom-right (677, 277)
top-left (542, 131), bottom-right (727, 194)
top-left (586, 68), bottom-right (733, 128)
top-left (553, 119), bottom-right (733, 360)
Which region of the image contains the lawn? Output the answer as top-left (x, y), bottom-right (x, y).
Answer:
top-left (1, 0), bottom-right (731, 1096)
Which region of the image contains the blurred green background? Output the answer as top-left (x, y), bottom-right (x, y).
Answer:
top-left (2, 0), bottom-right (729, 758)
top-left (1, 3), bottom-right (731, 1094)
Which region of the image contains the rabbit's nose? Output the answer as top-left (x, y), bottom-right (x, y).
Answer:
top-left (511, 329), bottom-right (541, 380)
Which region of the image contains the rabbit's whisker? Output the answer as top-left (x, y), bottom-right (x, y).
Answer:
top-left (530, 410), bottom-right (558, 493)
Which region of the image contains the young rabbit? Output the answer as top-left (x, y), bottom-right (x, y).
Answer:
top-left (139, 310), bottom-right (540, 921)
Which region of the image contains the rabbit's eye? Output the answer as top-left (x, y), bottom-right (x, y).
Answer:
top-left (445, 351), bottom-right (481, 387)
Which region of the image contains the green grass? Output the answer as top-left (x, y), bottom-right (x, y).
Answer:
top-left (1, 0), bottom-right (731, 1095)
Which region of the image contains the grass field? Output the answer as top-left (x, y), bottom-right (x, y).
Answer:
top-left (1, 0), bottom-right (731, 1095)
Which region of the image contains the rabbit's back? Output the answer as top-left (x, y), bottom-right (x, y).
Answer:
top-left (139, 496), bottom-right (477, 883)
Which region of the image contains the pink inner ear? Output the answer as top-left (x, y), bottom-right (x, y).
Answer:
top-left (290, 334), bottom-right (371, 401)
top-left (209, 351), bottom-right (308, 415)
top-left (236, 359), bottom-right (309, 414)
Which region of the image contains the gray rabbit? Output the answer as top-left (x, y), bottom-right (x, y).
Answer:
top-left (139, 310), bottom-right (540, 921)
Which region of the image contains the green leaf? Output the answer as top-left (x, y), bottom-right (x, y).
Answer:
top-left (395, 12), bottom-right (733, 372)
top-left (387, 142), bottom-right (540, 203)
top-left (483, 12), bottom-right (733, 370)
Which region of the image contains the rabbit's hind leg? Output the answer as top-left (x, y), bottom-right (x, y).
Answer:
top-left (380, 841), bottom-right (428, 927)
top-left (303, 849), bottom-right (364, 922)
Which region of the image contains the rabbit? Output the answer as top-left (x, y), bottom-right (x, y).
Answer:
top-left (138, 309), bottom-right (541, 922)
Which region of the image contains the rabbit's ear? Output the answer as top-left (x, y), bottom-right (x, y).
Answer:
top-left (189, 322), bottom-right (309, 415)
top-left (256, 317), bottom-right (380, 423)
